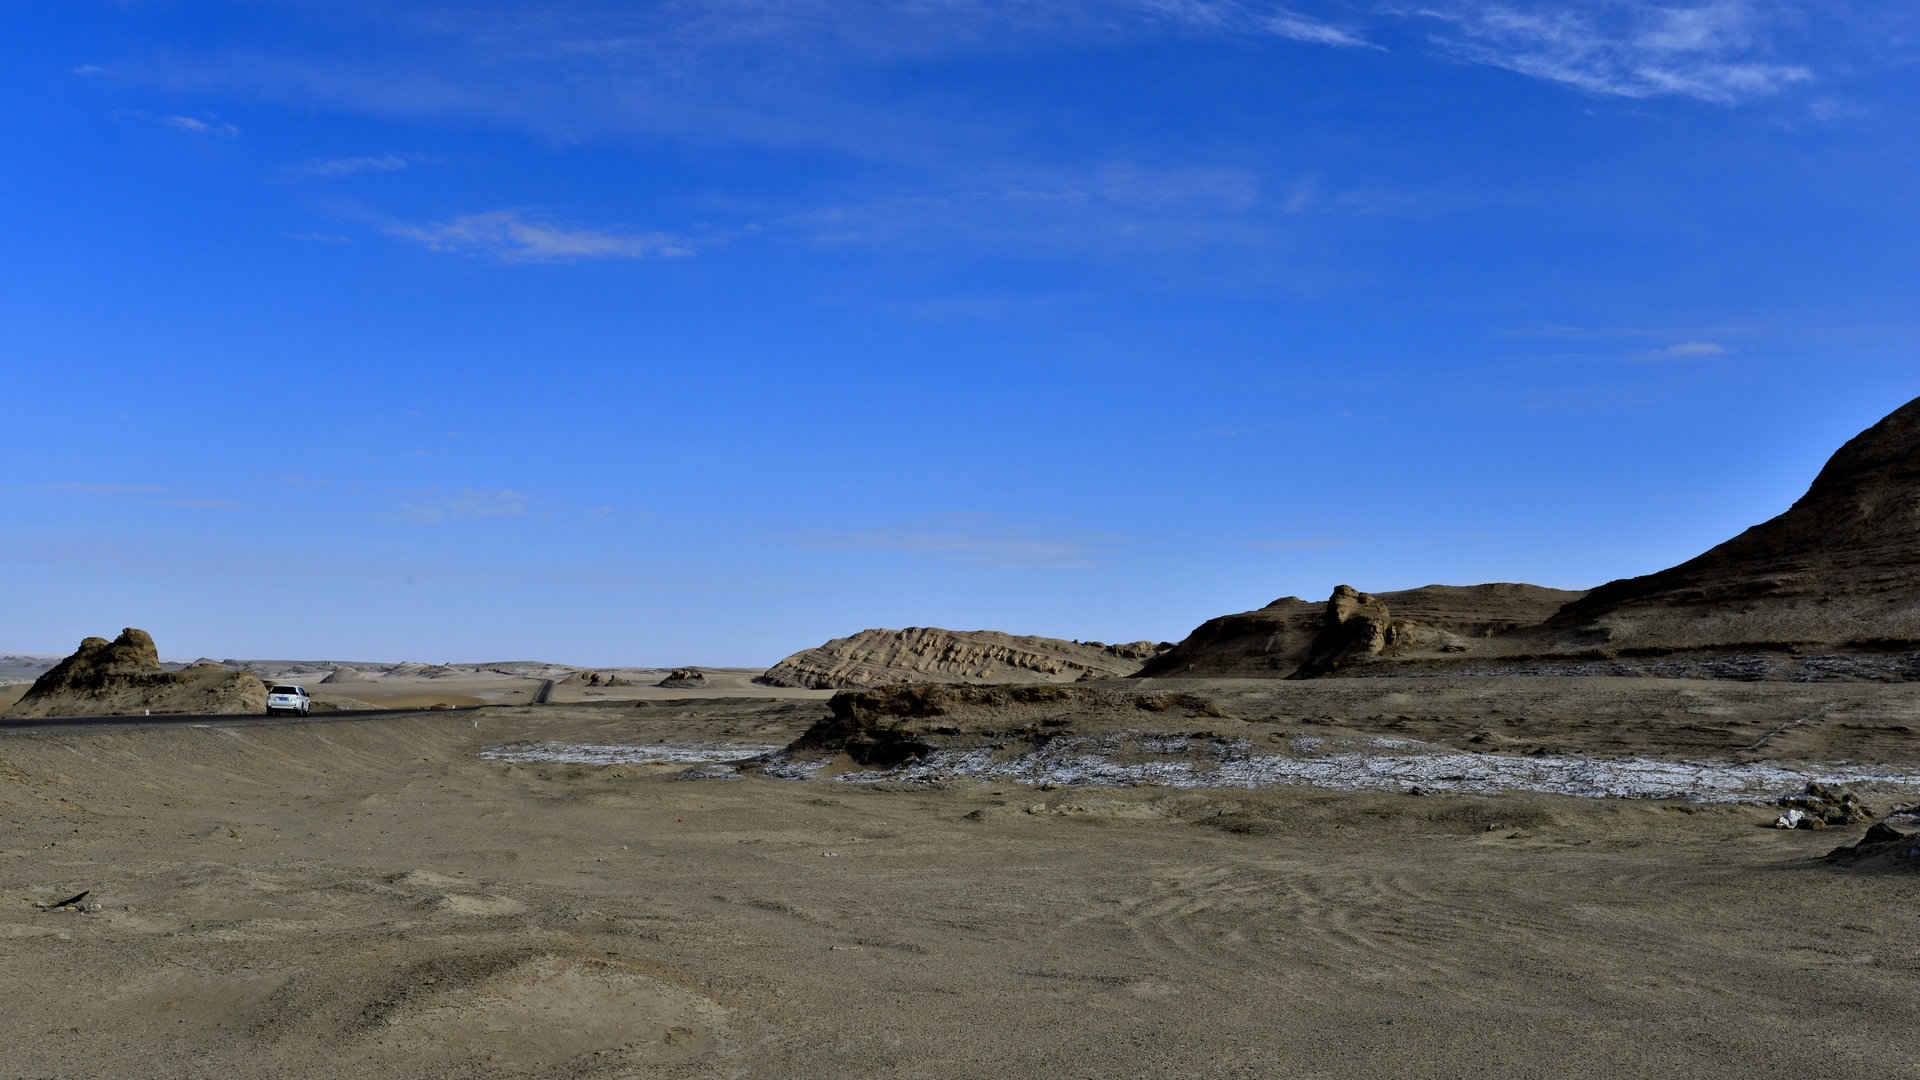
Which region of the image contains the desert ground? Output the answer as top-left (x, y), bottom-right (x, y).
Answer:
top-left (6, 678), bottom-right (1920, 1079)
top-left (230, 663), bottom-right (809, 711)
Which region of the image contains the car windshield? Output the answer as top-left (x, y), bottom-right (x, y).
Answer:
top-left (270, 686), bottom-right (299, 695)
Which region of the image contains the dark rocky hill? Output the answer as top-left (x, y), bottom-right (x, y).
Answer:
top-left (1549, 396), bottom-right (1920, 651)
top-left (1138, 584), bottom-right (1584, 679)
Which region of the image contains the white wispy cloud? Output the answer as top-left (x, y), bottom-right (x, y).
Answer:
top-left (285, 153), bottom-right (413, 178)
top-left (88, 0), bottom-right (1850, 188)
top-left (1619, 340), bottom-right (1735, 362)
top-left (1410, 2), bottom-right (1814, 104)
top-left (390, 488), bottom-right (530, 524)
top-left (1660, 341), bottom-right (1729, 357)
top-left (386, 210), bottom-right (694, 262)
top-left (95, 2), bottom-right (1388, 163)
top-left (1132, 0), bottom-right (1379, 48)
top-left (161, 114), bottom-right (240, 136)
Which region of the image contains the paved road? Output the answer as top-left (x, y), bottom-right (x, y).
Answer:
top-left (0, 706), bottom-right (479, 737)
top-left (531, 679), bottom-right (556, 705)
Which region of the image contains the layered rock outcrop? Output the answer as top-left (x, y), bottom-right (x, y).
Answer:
top-left (758, 628), bottom-right (1171, 690)
top-left (11, 628), bottom-right (267, 718)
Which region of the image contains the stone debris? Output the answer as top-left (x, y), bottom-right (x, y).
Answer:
top-left (1771, 782), bottom-right (1873, 830)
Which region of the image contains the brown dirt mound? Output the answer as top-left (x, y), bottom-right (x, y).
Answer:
top-left (12, 628), bottom-right (267, 718)
top-left (1826, 822), bottom-right (1920, 869)
top-left (758, 627), bottom-right (1170, 689)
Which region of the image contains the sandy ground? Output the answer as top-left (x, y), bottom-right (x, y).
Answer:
top-left (5, 683), bottom-right (1920, 1079)
top-left (306, 668), bottom-right (826, 711)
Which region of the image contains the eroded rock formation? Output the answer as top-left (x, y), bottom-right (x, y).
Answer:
top-left (11, 628), bottom-right (267, 718)
top-left (758, 628), bottom-right (1171, 690)
top-left (1140, 583), bottom-right (1585, 679)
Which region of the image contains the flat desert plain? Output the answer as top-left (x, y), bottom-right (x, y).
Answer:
top-left (6, 678), bottom-right (1920, 1079)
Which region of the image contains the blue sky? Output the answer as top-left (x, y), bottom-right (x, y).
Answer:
top-left (6, 1), bottom-right (1917, 664)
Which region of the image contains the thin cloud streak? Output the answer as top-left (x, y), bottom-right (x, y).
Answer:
top-left (386, 210), bottom-right (694, 262)
top-left (286, 153), bottom-right (413, 178)
top-left (83, 0), bottom-right (1844, 181)
top-left (1132, 0), bottom-right (1380, 48)
top-left (1662, 341), bottom-right (1730, 357)
top-left (1410, 1), bottom-right (1815, 104)
top-left (93, 2), bottom-right (1381, 161)
top-left (161, 114), bottom-right (240, 135)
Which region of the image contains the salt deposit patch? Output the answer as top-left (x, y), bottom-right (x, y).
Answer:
top-left (484, 735), bottom-right (1920, 803)
top-left (480, 741), bottom-right (783, 766)
top-left (827, 734), bottom-right (1920, 802)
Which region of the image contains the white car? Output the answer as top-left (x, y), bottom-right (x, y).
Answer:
top-left (266, 684), bottom-right (312, 717)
